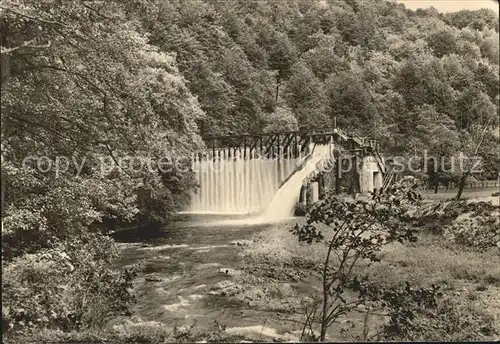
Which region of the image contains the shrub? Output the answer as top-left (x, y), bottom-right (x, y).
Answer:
top-left (416, 200), bottom-right (499, 237)
top-left (294, 202), bottom-right (314, 216)
top-left (378, 284), bottom-right (497, 341)
top-left (294, 202), bottom-right (308, 216)
top-left (2, 232), bottom-right (141, 341)
top-left (443, 210), bottom-right (500, 250)
top-left (111, 319), bottom-right (173, 343)
top-left (290, 176), bottom-right (422, 341)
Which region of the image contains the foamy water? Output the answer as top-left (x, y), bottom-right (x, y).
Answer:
top-left (183, 144), bottom-right (334, 226)
top-left (261, 144), bottom-right (333, 221)
top-left (189, 147), bottom-right (301, 214)
top-left (183, 215), bottom-right (296, 228)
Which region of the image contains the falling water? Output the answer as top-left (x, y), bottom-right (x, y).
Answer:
top-left (261, 144), bottom-right (334, 221)
top-left (187, 147), bottom-right (302, 214)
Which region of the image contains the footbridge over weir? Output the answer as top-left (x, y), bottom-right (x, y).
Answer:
top-left (186, 127), bottom-right (389, 216)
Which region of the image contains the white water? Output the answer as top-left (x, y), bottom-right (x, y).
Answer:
top-left (185, 143), bottom-right (334, 227)
top-left (185, 142), bottom-right (334, 225)
top-left (187, 147), bottom-right (301, 214)
top-left (261, 144), bottom-right (334, 221)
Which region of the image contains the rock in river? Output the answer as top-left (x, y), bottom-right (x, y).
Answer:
top-left (219, 267), bottom-right (243, 277)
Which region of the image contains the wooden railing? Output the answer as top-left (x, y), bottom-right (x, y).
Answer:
top-left (423, 180), bottom-right (500, 190)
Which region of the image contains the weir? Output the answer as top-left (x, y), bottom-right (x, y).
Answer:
top-left (188, 145), bottom-right (306, 214)
top-left (185, 127), bottom-right (385, 219)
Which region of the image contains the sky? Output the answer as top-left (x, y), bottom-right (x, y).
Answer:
top-left (396, 0), bottom-right (499, 14)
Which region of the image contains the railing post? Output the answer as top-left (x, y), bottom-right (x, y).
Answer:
top-left (277, 134), bottom-right (280, 159)
top-left (212, 140), bottom-right (215, 162)
top-left (260, 136), bottom-right (263, 158)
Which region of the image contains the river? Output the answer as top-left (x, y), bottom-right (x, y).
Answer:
top-left (111, 216), bottom-right (289, 338)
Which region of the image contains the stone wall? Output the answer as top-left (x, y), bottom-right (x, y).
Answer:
top-left (359, 156), bottom-right (383, 193)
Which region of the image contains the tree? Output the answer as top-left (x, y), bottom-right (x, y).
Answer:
top-left (291, 177), bottom-right (421, 341)
top-left (1, 1), bottom-right (205, 226)
top-left (455, 120), bottom-right (497, 200)
top-left (444, 9), bottom-right (499, 31)
top-left (426, 29), bottom-right (457, 57)
top-left (261, 106), bottom-right (298, 133)
top-left (285, 62), bottom-right (329, 129)
top-left (1, 2), bottom-right (205, 336)
top-left (325, 70), bottom-right (373, 133)
top-left (411, 104), bottom-right (461, 192)
top-left (258, 26), bottom-right (298, 105)
top-left (302, 33), bottom-right (347, 80)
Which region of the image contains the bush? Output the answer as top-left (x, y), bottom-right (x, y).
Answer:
top-left (2, 232), bottom-right (141, 341)
top-left (290, 177), bottom-right (422, 341)
top-left (294, 202), bottom-right (314, 216)
top-left (378, 284), bottom-right (497, 341)
top-left (444, 213), bottom-right (500, 250)
top-left (416, 199), bottom-right (500, 250)
top-left (416, 200), bottom-right (499, 236)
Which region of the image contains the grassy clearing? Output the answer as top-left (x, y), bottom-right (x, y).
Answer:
top-left (360, 235), bottom-right (500, 289)
top-left (241, 222), bottom-right (500, 290)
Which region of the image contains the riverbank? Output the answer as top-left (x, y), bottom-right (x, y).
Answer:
top-left (30, 191), bottom-right (500, 343)
top-left (237, 222), bottom-right (500, 341)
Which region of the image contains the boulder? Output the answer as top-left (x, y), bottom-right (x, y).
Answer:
top-left (229, 240), bottom-right (253, 247)
top-left (208, 280), bottom-right (242, 296)
top-left (219, 268), bottom-right (243, 277)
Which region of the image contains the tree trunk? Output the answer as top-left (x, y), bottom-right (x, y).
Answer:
top-left (434, 183), bottom-right (438, 194)
top-left (1, 53), bottom-right (11, 84)
top-left (275, 80), bottom-right (281, 106)
top-left (455, 172), bottom-right (469, 201)
top-left (1, 32), bottom-right (11, 218)
top-left (320, 239), bottom-right (335, 342)
top-left (1, 172), bottom-right (5, 218)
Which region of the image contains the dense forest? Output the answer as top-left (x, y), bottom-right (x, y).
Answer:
top-left (1, 0), bottom-right (499, 341)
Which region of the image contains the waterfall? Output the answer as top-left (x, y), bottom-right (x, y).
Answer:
top-left (187, 147), bottom-right (300, 214)
top-left (186, 142), bottom-right (333, 220)
top-left (261, 144), bottom-right (333, 221)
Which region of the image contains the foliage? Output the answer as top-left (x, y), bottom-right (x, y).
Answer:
top-left (376, 283), bottom-right (497, 341)
top-left (443, 209), bottom-right (500, 251)
top-left (1, 0), bottom-right (204, 228)
top-left (262, 106), bottom-right (298, 133)
top-left (290, 176), bottom-right (422, 340)
top-left (1, 0), bottom-right (499, 341)
top-left (25, 320), bottom-right (248, 344)
top-left (293, 201), bottom-right (313, 217)
top-left (1, 3), bottom-right (199, 342)
top-left (415, 199), bottom-right (498, 233)
top-left (131, 0), bottom-right (498, 180)
top-left (2, 233), bottom-right (141, 338)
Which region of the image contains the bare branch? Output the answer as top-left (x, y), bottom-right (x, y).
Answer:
top-left (104, 143), bottom-right (132, 177)
top-left (1, 40), bottom-right (51, 55)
